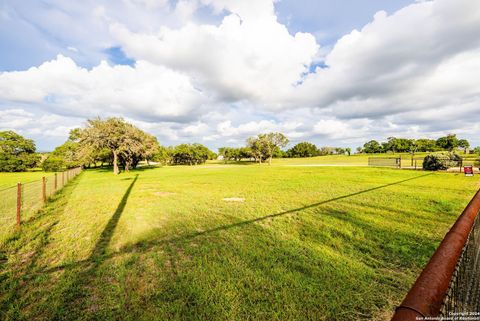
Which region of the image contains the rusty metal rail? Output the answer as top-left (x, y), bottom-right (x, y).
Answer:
top-left (391, 189), bottom-right (480, 320)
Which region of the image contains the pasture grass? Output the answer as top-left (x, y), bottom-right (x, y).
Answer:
top-left (0, 164), bottom-right (479, 320)
top-left (0, 171), bottom-right (49, 190)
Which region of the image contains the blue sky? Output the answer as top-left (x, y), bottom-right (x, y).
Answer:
top-left (1, 0), bottom-right (479, 151)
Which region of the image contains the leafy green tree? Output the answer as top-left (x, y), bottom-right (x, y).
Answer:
top-left (287, 142), bottom-right (318, 158)
top-left (416, 138), bottom-right (439, 152)
top-left (363, 140), bottom-right (383, 153)
top-left (41, 156), bottom-right (65, 172)
top-left (384, 137), bottom-right (413, 153)
top-left (247, 136), bottom-right (268, 164)
top-left (318, 146), bottom-right (334, 156)
top-left (247, 132), bottom-right (289, 165)
top-left (345, 147), bottom-right (351, 156)
top-left (261, 133), bottom-right (289, 165)
top-left (458, 139), bottom-right (470, 154)
top-left (152, 146), bottom-right (172, 165)
top-left (170, 143), bottom-right (213, 165)
top-left (0, 131), bottom-right (39, 172)
top-left (436, 134), bottom-right (459, 152)
top-left (79, 118), bottom-right (160, 174)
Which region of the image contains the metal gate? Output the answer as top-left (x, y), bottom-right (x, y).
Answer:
top-left (368, 157), bottom-right (401, 168)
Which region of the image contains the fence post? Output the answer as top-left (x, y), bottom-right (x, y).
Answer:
top-left (54, 173), bottom-right (58, 192)
top-left (42, 176), bottom-right (47, 204)
top-left (16, 182), bottom-right (21, 227)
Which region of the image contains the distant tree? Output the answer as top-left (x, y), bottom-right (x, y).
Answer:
top-left (170, 143), bottom-right (213, 165)
top-left (436, 134), bottom-right (459, 152)
top-left (458, 139), bottom-right (470, 154)
top-left (287, 142), bottom-right (318, 158)
top-left (152, 146), bottom-right (172, 165)
top-left (219, 147), bottom-right (249, 162)
top-left (474, 147), bottom-right (480, 155)
top-left (384, 137), bottom-right (413, 153)
top-left (416, 138), bottom-right (439, 152)
top-left (41, 156), bottom-right (65, 172)
top-left (318, 147), bottom-right (334, 156)
top-left (79, 117), bottom-right (160, 174)
top-left (408, 139), bottom-right (418, 158)
top-left (363, 140), bottom-right (383, 154)
top-left (345, 147), bottom-right (351, 156)
top-left (247, 133), bottom-right (289, 165)
top-left (247, 137), bottom-right (268, 164)
top-left (262, 133), bottom-right (289, 165)
top-left (334, 147), bottom-right (345, 155)
top-left (356, 147), bottom-right (363, 154)
top-left (0, 131), bottom-right (40, 172)
top-left (43, 140), bottom-right (80, 170)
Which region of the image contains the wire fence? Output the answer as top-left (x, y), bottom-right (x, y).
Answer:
top-left (368, 157), bottom-right (401, 168)
top-left (440, 209), bottom-right (480, 315)
top-left (0, 167), bottom-right (82, 244)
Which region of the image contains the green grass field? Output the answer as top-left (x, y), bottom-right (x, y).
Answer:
top-left (0, 164), bottom-right (479, 320)
top-left (0, 171), bottom-right (49, 190)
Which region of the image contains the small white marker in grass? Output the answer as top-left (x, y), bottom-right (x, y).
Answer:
top-left (222, 197), bottom-right (245, 202)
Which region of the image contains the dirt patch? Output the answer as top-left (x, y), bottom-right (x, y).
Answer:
top-left (153, 192), bottom-right (176, 197)
top-left (222, 197), bottom-right (245, 202)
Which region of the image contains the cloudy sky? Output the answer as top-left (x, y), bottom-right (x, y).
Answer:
top-left (1, 0), bottom-right (479, 151)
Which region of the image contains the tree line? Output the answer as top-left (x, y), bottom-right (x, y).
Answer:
top-left (0, 118), bottom-right (216, 174)
top-left (359, 135), bottom-right (471, 154)
top-left (219, 141), bottom-right (352, 163)
top-left (0, 118), bottom-right (477, 174)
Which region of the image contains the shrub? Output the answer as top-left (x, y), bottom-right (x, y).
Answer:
top-left (423, 152), bottom-right (461, 171)
top-left (42, 156), bottom-right (65, 172)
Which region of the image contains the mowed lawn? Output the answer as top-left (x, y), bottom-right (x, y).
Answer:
top-left (1, 165), bottom-right (479, 320)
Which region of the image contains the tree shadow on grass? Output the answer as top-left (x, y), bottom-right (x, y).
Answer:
top-left (50, 174), bottom-right (138, 320)
top-left (113, 172), bottom-right (434, 254)
top-left (4, 172), bottom-right (433, 319)
top-left (93, 166), bottom-right (159, 173)
top-left (42, 172), bottom-right (433, 276)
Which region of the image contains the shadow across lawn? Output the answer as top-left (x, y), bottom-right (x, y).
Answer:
top-left (114, 172), bottom-right (433, 254)
top-left (50, 174), bottom-right (138, 320)
top-left (93, 165), bottom-right (159, 173)
top-left (1, 172), bottom-right (440, 320)
top-left (41, 172), bottom-right (433, 275)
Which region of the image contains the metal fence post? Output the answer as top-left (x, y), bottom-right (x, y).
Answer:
top-left (54, 173), bottom-right (58, 192)
top-left (16, 182), bottom-right (21, 227)
top-left (42, 177), bottom-right (47, 204)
